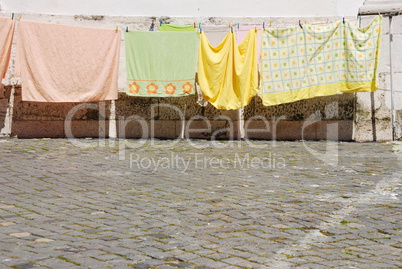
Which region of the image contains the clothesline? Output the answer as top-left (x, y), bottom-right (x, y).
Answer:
top-left (125, 17), bottom-right (360, 32)
top-left (5, 13), bottom-right (360, 34)
top-left (0, 15), bottom-right (382, 111)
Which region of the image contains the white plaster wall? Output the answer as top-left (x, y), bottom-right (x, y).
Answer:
top-left (0, 0), bottom-right (364, 17)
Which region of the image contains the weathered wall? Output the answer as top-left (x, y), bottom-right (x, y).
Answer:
top-left (354, 1), bottom-right (402, 141)
top-left (0, 0), bottom-right (365, 17)
top-left (0, 12), bottom-right (362, 140)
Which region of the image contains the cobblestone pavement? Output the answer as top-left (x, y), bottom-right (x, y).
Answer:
top-left (0, 138), bottom-right (401, 269)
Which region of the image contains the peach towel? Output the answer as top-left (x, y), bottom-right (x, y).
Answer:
top-left (0, 16), bottom-right (15, 79)
top-left (16, 20), bottom-right (120, 102)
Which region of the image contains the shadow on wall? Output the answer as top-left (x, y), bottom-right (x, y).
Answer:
top-left (2, 87), bottom-right (355, 141)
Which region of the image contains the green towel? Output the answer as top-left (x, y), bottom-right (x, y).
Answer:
top-left (125, 31), bottom-right (199, 97)
top-left (159, 24), bottom-right (196, 32)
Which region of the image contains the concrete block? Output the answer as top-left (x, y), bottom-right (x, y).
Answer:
top-left (0, 99), bottom-right (8, 114)
top-left (117, 117), bottom-right (147, 138)
top-left (391, 14), bottom-right (402, 34)
top-left (183, 119), bottom-right (234, 139)
top-left (243, 120), bottom-right (275, 140)
top-left (375, 121), bottom-right (393, 141)
top-left (391, 73), bottom-right (402, 109)
top-left (117, 119), bottom-right (178, 139)
top-left (69, 120), bottom-right (109, 138)
top-left (356, 91), bottom-right (373, 109)
top-left (353, 118), bottom-right (392, 141)
top-left (316, 120), bottom-right (353, 141)
top-left (276, 121), bottom-right (304, 140)
top-left (338, 120), bottom-right (354, 141)
top-left (300, 120), bottom-right (320, 140)
top-left (390, 35), bottom-right (402, 72)
top-left (12, 120), bottom-right (65, 138)
top-left (208, 119), bottom-right (237, 139)
top-left (377, 72), bottom-right (391, 90)
top-left (381, 88), bottom-right (393, 111)
top-left (151, 120), bottom-right (178, 139)
top-left (382, 15), bottom-right (391, 35)
top-left (373, 89), bottom-right (392, 113)
top-left (356, 89), bottom-right (391, 111)
top-left (379, 34), bottom-right (390, 73)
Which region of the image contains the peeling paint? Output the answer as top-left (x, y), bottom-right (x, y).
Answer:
top-left (74, 15), bottom-right (105, 21)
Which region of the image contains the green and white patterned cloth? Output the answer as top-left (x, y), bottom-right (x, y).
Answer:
top-left (125, 31), bottom-right (199, 97)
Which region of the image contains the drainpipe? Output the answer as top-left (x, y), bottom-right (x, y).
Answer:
top-left (389, 14), bottom-right (397, 140)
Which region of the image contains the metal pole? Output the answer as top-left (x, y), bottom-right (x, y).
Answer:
top-left (389, 15), bottom-right (396, 140)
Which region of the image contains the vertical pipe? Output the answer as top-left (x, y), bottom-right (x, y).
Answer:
top-left (389, 15), bottom-right (396, 140)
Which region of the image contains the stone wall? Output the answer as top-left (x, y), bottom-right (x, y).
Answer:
top-left (354, 0), bottom-right (402, 141)
top-left (353, 15), bottom-right (402, 141)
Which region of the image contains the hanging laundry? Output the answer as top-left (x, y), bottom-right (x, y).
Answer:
top-left (196, 25), bottom-right (229, 106)
top-left (236, 25), bottom-right (263, 61)
top-left (198, 29), bottom-right (258, 110)
top-left (16, 20), bottom-right (120, 102)
top-left (159, 24), bottom-right (196, 31)
top-left (0, 17), bottom-right (15, 79)
top-left (160, 24), bottom-right (207, 104)
top-left (125, 31), bottom-right (199, 97)
top-left (260, 16), bottom-right (382, 106)
top-left (201, 25), bottom-right (229, 47)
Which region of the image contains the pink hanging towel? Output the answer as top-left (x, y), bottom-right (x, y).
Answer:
top-left (16, 20), bottom-right (120, 102)
top-left (0, 16), bottom-right (15, 79)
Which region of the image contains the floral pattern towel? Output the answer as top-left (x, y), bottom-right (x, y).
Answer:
top-left (125, 31), bottom-right (199, 97)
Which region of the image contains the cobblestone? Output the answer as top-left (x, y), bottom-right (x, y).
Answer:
top-left (0, 139), bottom-right (401, 268)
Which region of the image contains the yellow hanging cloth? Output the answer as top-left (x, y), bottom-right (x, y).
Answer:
top-left (197, 29), bottom-right (258, 110)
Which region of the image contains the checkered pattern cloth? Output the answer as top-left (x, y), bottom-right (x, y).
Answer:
top-left (260, 16), bottom-right (382, 106)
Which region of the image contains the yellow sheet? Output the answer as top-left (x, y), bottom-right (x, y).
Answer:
top-left (197, 29), bottom-right (258, 110)
top-left (260, 16), bottom-right (382, 106)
